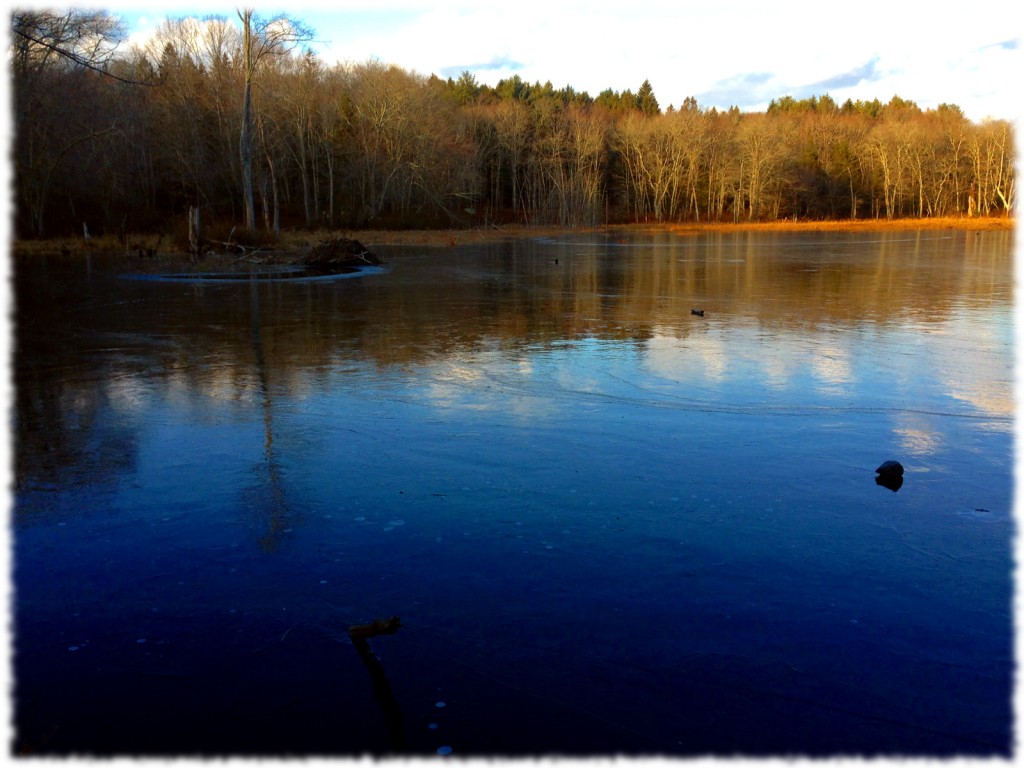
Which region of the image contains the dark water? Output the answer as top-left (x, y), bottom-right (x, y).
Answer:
top-left (11, 230), bottom-right (1014, 756)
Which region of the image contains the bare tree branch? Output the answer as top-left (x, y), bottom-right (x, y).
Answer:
top-left (12, 25), bottom-right (158, 86)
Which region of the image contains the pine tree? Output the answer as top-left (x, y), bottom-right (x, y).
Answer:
top-left (451, 71), bottom-right (480, 105)
top-left (637, 79), bottom-right (660, 116)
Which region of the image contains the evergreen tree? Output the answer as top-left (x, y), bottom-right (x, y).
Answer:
top-left (495, 74), bottom-right (528, 101)
top-left (818, 94), bottom-right (838, 113)
top-left (450, 70), bottom-right (480, 105)
top-left (595, 88), bottom-right (619, 111)
top-left (637, 79), bottom-right (660, 115)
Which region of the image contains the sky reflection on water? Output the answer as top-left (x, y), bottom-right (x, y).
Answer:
top-left (12, 229), bottom-right (1014, 756)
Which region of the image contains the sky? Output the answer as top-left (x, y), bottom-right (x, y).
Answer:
top-left (102, 0), bottom-right (1023, 122)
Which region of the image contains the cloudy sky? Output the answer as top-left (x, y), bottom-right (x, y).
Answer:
top-left (112, 0), bottom-right (1020, 121)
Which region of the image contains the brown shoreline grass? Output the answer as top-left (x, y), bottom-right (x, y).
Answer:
top-left (330, 216), bottom-right (1016, 246)
top-left (660, 216), bottom-right (1014, 236)
top-left (9, 216), bottom-right (1014, 255)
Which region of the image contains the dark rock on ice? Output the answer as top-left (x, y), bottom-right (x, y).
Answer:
top-left (875, 460), bottom-right (904, 492)
top-left (875, 460), bottom-right (904, 477)
top-left (302, 237), bottom-right (381, 268)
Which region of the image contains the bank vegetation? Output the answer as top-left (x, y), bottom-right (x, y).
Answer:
top-left (11, 8), bottom-right (1017, 245)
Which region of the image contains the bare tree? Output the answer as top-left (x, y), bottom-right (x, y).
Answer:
top-left (735, 113), bottom-right (791, 220)
top-left (11, 9), bottom-right (132, 235)
top-left (12, 8), bottom-right (125, 80)
top-left (968, 120), bottom-right (1015, 216)
top-left (867, 119), bottom-right (914, 219)
top-left (537, 104), bottom-right (606, 227)
top-left (237, 7), bottom-right (313, 231)
top-left (493, 101), bottom-right (534, 221)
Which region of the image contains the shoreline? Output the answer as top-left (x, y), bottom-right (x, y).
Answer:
top-left (10, 216), bottom-right (1014, 255)
top-left (337, 216), bottom-right (1016, 247)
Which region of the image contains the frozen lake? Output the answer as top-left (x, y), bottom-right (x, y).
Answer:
top-left (12, 229), bottom-right (1014, 756)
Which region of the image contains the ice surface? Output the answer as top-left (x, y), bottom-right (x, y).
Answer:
top-left (12, 230), bottom-right (1014, 755)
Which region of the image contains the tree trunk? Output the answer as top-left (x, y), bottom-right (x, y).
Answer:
top-left (240, 86), bottom-right (256, 230)
top-left (325, 146), bottom-right (335, 228)
top-left (239, 11), bottom-right (257, 231)
top-left (259, 171), bottom-right (270, 231)
top-left (188, 206), bottom-right (200, 256)
top-left (296, 123), bottom-right (312, 226)
top-left (264, 150), bottom-right (280, 237)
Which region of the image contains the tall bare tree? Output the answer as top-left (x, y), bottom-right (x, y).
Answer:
top-left (237, 7), bottom-right (312, 231)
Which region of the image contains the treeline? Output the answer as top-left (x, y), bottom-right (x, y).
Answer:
top-left (12, 9), bottom-right (1017, 239)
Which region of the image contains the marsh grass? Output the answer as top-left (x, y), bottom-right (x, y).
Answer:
top-left (661, 215), bottom-right (1013, 236)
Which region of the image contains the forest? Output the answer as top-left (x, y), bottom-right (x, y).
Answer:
top-left (11, 8), bottom-right (1017, 241)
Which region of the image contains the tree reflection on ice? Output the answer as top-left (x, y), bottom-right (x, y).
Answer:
top-left (247, 279), bottom-right (289, 552)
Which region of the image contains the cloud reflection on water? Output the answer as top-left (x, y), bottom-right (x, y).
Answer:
top-left (12, 229), bottom-right (1014, 497)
